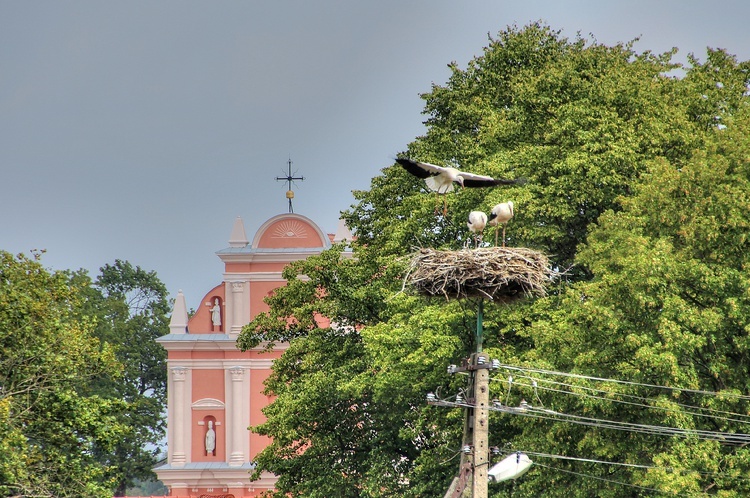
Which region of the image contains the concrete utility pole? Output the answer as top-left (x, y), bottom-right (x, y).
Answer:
top-left (443, 353), bottom-right (492, 498)
top-left (441, 301), bottom-right (493, 498)
top-left (472, 353), bottom-right (490, 498)
top-left (472, 299), bottom-right (489, 498)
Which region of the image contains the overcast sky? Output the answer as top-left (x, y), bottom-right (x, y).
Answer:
top-left (2, 1), bottom-right (748, 310)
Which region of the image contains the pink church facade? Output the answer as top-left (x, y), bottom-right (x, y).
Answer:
top-left (154, 212), bottom-right (352, 497)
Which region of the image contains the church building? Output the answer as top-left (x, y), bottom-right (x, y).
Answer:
top-left (153, 209), bottom-right (352, 497)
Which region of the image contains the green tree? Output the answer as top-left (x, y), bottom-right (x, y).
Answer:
top-left (240, 22), bottom-right (750, 496)
top-left (507, 102), bottom-right (750, 497)
top-left (76, 260), bottom-right (169, 496)
top-left (240, 250), bottom-right (472, 497)
top-left (0, 251), bottom-right (126, 498)
top-left (351, 23), bottom-right (702, 277)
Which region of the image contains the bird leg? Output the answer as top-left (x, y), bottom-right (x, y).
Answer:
top-left (433, 192), bottom-right (442, 215)
top-left (494, 227), bottom-right (499, 247)
top-left (502, 225), bottom-right (507, 248)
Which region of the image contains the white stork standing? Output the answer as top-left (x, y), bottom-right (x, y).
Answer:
top-left (489, 201), bottom-right (514, 247)
top-left (466, 210), bottom-right (488, 248)
top-left (396, 158), bottom-right (522, 216)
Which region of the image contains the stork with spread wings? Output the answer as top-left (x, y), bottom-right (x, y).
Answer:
top-left (396, 158), bottom-right (524, 215)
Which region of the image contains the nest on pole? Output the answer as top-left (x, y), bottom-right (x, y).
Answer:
top-left (404, 247), bottom-right (555, 302)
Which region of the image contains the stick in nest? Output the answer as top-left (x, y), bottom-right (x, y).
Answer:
top-left (404, 247), bottom-right (555, 302)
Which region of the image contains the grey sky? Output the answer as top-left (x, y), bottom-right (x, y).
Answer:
top-left (1, 1), bottom-right (748, 309)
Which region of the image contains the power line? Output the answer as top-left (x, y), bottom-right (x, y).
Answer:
top-left (491, 402), bottom-right (750, 445)
top-left (513, 451), bottom-right (656, 470)
top-left (494, 363), bottom-right (750, 400)
top-left (508, 450), bottom-right (750, 483)
top-left (432, 362), bottom-right (750, 494)
top-left (498, 377), bottom-right (750, 427)
top-left (429, 395), bottom-right (750, 445)
top-left (531, 462), bottom-right (671, 495)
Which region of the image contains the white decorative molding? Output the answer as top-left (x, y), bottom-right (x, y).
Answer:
top-left (155, 467), bottom-right (277, 493)
top-left (159, 340), bottom-right (290, 353)
top-left (245, 359), bottom-right (274, 369)
top-left (229, 366), bottom-right (245, 382)
top-left (224, 271), bottom-right (284, 282)
top-left (271, 220), bottom-right (308, 239)
top-left (165, 358), bottom-right (279, 369)
top-left (192, 398), bottom-right (226, 410)
top-left (218, 250), bottom-right (328, 264)
top-left (249, 213), bottom-right (330, 249)
top-left (171, 366), bottom-right (188, 382)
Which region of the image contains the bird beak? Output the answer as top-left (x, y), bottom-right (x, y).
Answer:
top-left (457, 177), bottom-right (465, 188)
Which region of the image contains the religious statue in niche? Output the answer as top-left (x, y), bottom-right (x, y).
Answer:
top-left (210, 298), bottom-right (221, 329)
top-left (205, 420), bottom-right (216, 455)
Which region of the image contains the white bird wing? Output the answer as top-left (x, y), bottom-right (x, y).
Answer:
top-left (412, 161), bottom-right (450, 175)
top-left (458, 171), bottom-right (496, 182)
top-left (397, 158), bottom-right (521, 189)
top-left (396, 158), bottom-right (449, 178)
top-left (461, 171), bottom-right (520, 187)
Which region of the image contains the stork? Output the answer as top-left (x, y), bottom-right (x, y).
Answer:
top-left (466, 210), bottom-right (488, 248)
top-left (489, 201), bottom-right (514, 247)
top-left (396, 158), bottom-right (522, 215)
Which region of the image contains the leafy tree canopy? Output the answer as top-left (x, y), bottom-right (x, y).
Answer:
top-left (239, 22), bottom-right (750, 496)
top-left (0, 251), bottom-right (126, 498)
top-left (0, 255), bottom-right (170, 498)
top-left (83, 260), bottom-right (169, 496)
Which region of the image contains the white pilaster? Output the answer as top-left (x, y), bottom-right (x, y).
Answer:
top-left (170, 366), bottom-right (188, 467)
top-left (229, 281), bottom-right (246, 337)
top-left (228, 366), bottom-right (246, 467)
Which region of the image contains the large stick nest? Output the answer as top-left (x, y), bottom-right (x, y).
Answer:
top-left (404, 247), bottom-right (555, 302)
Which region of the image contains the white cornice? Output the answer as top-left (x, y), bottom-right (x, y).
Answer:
top-left (158, 338), bottom-right (289, 353)
top-left (156, 467), bottom-right (277, 488)
top-left (223, 272), bottom-right (284, 282)
top-left (217, 250), bottom-right (325, 264)
top-left (167, 359), bottom-right (276, 369)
